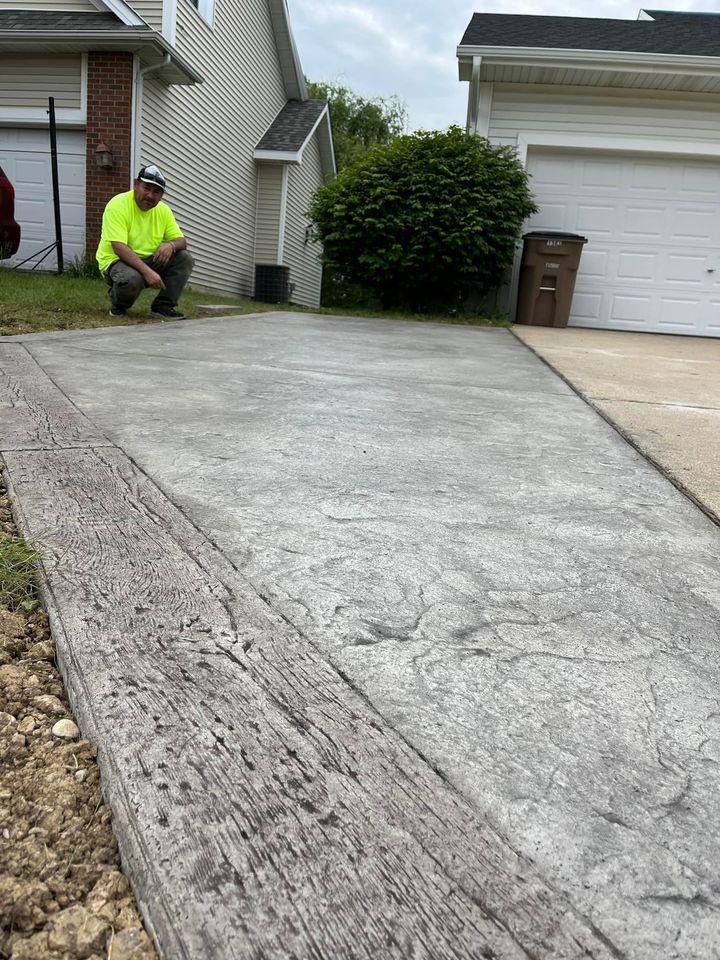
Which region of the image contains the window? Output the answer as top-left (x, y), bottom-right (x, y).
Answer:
top-left (189, 0), bottom-right (215, 27)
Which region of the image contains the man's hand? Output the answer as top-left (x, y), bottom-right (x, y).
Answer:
top-left (153, 241), bottom-right (175, 267)
top-left (111, 241), bottom-right (167, 287)
top-left (142, 267), bottom-right (165, 290)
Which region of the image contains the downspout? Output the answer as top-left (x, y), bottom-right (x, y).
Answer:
top-left (466, 55), bottom-right (482, 134)
top-left (132, 54), bottom-right (171, 176)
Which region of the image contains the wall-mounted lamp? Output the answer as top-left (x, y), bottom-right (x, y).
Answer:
top-left (95, 142), bottom-right (114, 169)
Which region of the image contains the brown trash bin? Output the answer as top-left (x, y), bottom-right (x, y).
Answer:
top-left (516, 231), bottom-right (587, 328)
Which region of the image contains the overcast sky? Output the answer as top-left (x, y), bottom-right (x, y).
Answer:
top-left (291, 0), bottom-right (717, 131)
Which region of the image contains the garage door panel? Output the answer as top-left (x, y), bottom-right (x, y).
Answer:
top-left (576, 204), bottom-right (616, 234)
top-left (569, 291), bottom-right (603, 320)
top-left (529, 156), bottom-right (572, 186)
top-left (680, 164), bottom-right (719, 194)
top-left (526, 149), bottom-right (720, 337)
top-left (707, 302), bottom-right (720, 334)
top-left (530, 203), bottom-right (571, 231)
top-left (629, 161), bottom-right (675, 191)
top-left (580, 160), bottom-right (623, 188)
top-left (671, 207), bottom-right (716, 240)
top-left (617, 252), bottom-right (656, 281)
top-left (666, 254), bottom-right (707, 284)
top-left (579, 249), bottom-right (608, 278)
top-left (14, 158), bottom-right (47, 187)
top-left (0, 128), bottom-right (85, 269)
top-left (611, 294), bottom-right (652, 323)
top-left (622, 206), bottom-right (665, 238)
top-left (658, 298), bottom-right (701, 329)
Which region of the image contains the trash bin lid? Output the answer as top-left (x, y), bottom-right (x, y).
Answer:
top-left (523, 230), bottom-right (588, 243)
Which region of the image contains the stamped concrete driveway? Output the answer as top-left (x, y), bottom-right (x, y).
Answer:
top-left (8, 313), bottom-right (720, 958)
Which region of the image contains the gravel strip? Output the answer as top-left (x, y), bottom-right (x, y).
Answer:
top-left (0, 483), bottom-right (158, 960)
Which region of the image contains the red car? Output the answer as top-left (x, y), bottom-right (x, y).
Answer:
top-left (0, 164), bottom-right (21, 259)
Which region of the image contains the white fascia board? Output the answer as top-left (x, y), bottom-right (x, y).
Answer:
top-left (319, 109), bottom-right (337, 180)
top-left (92, 0), bottom-right (145, 27)
top-left (162, 0), bottom-right (178, 45)
top-left (266, 0), bottom-right (307, 101)
top-left (516, 130), bottom-right (720, 164)
top-left (254, 149), bottom-right (301, 163)
top-left (457, 44), bottom-right (720, 78)
top-left (297, 106), bottom-right (336, 180)
top-left (296, 105), bottom-right (329, 160)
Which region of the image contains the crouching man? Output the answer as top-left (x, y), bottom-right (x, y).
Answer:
top-left (96, 164), bottom-right (194, 319)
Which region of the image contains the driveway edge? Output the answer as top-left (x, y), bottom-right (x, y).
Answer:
top-left (510, 326), bottom-right (720, 530)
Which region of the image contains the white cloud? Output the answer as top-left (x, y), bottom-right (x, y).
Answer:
top-left (289, 0), bottom-right (720, 130)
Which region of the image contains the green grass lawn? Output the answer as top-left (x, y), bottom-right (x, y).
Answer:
top-left (0, 268), bottom-right (509, 337)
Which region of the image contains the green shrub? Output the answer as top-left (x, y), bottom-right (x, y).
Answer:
top-left (320, 264), bottom-right (382, 310)
top-left (310, 126), bottom-right (537, 311)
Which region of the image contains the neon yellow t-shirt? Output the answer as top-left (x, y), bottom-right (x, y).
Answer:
top-left (96, 191), bottom-right (184, 273)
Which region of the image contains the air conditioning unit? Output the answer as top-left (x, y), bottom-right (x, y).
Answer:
top-left (254, 264), bottom-right (290, 304)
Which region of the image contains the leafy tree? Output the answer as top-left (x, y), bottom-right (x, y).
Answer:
top-left (306, 80), bottom-right (406, 171)
top-left (309, 126), bottom-right (537, 311)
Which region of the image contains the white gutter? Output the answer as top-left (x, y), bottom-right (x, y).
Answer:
top-left (254, 149), bottom-right (301, 164)
top-left (457, 44), bottom-right (720, 78)
top-left (132, 53), bottom-right (171, 175)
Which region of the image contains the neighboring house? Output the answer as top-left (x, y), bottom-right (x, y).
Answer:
top-left (459, 9), bottom-right (720, 338)
top-left (0, 0), bottom-right (335, 307)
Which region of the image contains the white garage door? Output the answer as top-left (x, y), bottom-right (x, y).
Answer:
top-left (0, 127), bottom-right (85, 270)
top-left (526, 149), bottom-right (720, 337)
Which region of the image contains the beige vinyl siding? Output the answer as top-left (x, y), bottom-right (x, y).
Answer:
top-left (128, 0), bottom-right (163, 29)
top-left (254, 164), bottom-right (284, 264)
top-left (0, 55), bottom-right (82, 110)
top-left (0, 0), bottom-right (95, 9)
top-left (284, 134), bottom-right (323, 308)
top-left (488, 84), bottom-right (720, 149)
top-left (140, 0), bottom-right (287, 296)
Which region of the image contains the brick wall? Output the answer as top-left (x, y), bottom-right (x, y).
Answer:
top-left (85, 52), bottom-right (134, 257)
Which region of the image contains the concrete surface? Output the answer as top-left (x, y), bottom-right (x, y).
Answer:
top-left (513, 325), bottom-right (720, 522)
top-left (8, 312), bottom-right (720, 958)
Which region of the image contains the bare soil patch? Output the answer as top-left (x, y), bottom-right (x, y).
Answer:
top-left (0, 483), bottom-right (158, 960)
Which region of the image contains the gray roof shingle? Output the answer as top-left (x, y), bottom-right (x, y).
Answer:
top-left (460, 11), bottom-right (720, 57)
top-left (0, 10), bottom-right (151, 32)
top-left (256, 99), bottom-right (327, 153)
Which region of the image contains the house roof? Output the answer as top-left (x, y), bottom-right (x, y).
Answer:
top-left (0, 9), bottom-right (201, 84)
top-left (0, 10), bottom-right (147, 32)
top-left (256, 100), bottom-right (327, 152)
top-left (254, 99), bottom-right (336, 180)
top-left (459, 10), bottom-right (720, 57)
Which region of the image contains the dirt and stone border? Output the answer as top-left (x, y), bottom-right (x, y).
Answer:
top-left (0, 480), bottom-right (158, 960)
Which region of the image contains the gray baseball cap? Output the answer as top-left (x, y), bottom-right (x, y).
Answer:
top-left (137, 164), bottom-right (166, 190)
